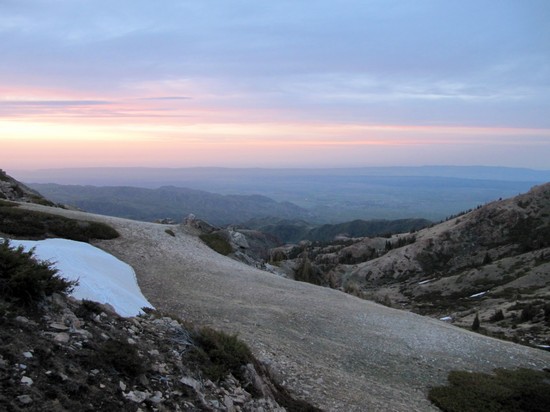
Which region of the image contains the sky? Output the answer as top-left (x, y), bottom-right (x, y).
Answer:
top-left (1, 0), bottom-right (550, 170)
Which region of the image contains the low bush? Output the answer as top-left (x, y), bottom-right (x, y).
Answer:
top-left (521, 304), bottom-right (540, 322)
top-left (95, 339), bottom-right (146, 377)
top-left (0, 200), bottom-right (17, 208)
top-left (199, 232), bottom-right (232, 256)
top-left (190, 327), bottom-right (253, 382)
top-left (74, 299), bottom-right (104, 320)
top-left (544, 303), bottom-right (550, 322)
top-left (0, 206), bottom-right (119, 241)
top-left (429, 368), bottom-right (550, 412)
top-left (490, 309), bottom-right (505, 322)
top-left (0, 240), bottom-right (76, 307)
top-left (29, 194), bottom-right (56, 207)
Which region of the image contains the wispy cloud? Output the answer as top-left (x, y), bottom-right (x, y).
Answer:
top-left (0, 1), bottom-right (549, 169)
top-left (0, 100), bottom-right (111, 106)
top-left (139, 96), bottom-right (191, 101)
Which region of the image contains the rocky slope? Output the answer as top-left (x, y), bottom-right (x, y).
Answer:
top-left (0, 239), bottom-right (319, 412)
top-left (303, 183), bottom-right (550, 347)
top-left (0, 293), bottom-right (316, 411)
top-left (0, 169), bottom-right (53, 205)
top-left (16, 201), bottom-right (550, 411)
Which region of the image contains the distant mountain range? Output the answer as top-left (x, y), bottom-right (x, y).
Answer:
top-left (28, 184), bottom-right (313, 226)
top-left (16, 166), bottom-right (550, 222)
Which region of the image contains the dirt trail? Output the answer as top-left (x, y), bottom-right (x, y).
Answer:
top-left (22, 204), bottom-right (550, 411)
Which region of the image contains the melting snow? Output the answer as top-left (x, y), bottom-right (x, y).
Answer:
top-left (7, 238), bottom-right (154, 317)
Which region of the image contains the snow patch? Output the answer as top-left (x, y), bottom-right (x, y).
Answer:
top-left (469, 291), bottom-right (487, 298)
top-left (7, 238), bottom-right (154, 317)
top-left (439, 316), bottom-right (453, 322)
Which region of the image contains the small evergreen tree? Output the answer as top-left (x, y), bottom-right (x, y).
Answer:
top-left (489, 309), bottom-right (505, 322)
top-left (472, 313), bottom-right (480, 331)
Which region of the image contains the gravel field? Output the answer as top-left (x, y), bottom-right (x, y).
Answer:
top-left (22, 204), bottom-right (550, 411)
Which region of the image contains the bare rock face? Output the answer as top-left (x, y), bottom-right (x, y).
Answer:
top-left (182, 213), bottom-right (218, 233)
top-left (0, 169), bottom-right (52, 204)
top-left (229, 230), bottom-right (250, 249)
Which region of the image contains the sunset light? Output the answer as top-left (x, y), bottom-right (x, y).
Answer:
top-left (1, 1), bottom-right (549, 170)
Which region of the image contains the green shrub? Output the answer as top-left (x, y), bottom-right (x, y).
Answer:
top-left (0, 200), bottom-right (17, 208)
top-left (190, 327), bottom-right (253, 382)
top-left (490, 309), bottom-right (505, 322)
top-left (29, 194), bottom-right (56, 207)
top-left (0, 240), bottom-right (76, 306)
top-left (199, 232), bottom-right (233, 256)
top-left (472, 314), bottom-right (480, 331)
top-left (0, 206), bottom-right (119, 241)
top-left (544, 303), bottom-right (550, 322)
top-left (521, 304), bottom-right (539, 322)
top-left (96, 339), bottom-right (145, 377)
top-left (74, 299), bottom-right (104, 319)
top-left (429, 368), bottom-right (550, 412)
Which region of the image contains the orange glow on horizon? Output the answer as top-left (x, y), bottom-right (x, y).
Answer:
top-left (2, 86), bottom-right (550, 170)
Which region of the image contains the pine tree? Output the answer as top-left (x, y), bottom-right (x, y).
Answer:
top-left (472, 313), bottom-right (480, 331)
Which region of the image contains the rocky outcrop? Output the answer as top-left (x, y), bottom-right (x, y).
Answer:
top-left (0, 169), bottom-right (53, 205)
top-left (0, 290), bottom-right (319, 411)
top-left (183, 213), bottom-right (219, 233)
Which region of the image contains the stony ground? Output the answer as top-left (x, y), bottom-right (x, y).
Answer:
top-left (20, 203), bottom-right (550, 411)
top-left (0, 292), bottom-right (301, 412)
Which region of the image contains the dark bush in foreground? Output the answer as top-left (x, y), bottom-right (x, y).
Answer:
top-left (0, 240), bottom-right (76, 306)
top-left (429, 368), bottom-right (550, 412)
top-left (0, 206), bottom-right (119, 241)
top-left (96, 340), bottom-right (146, 377)
top-left (191, 327), bottom-right (253, 382)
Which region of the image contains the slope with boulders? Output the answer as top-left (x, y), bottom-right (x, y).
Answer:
top-left (341, 183), bottom-right (550, 347)
top-left (0, 240), bottom-right (319, 411)
top-left (15, 199), bottom-right (550, 411)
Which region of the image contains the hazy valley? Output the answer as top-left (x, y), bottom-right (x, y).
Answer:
top-left (17, 166), bottom-right (550, 222)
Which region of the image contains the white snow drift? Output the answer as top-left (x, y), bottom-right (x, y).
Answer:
top-left (7, 238), bottom-right (154, 317)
